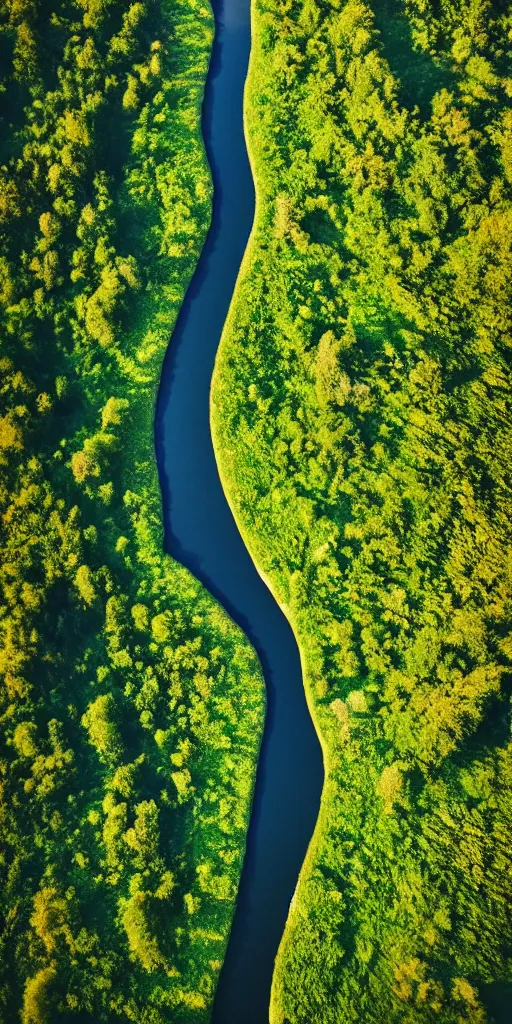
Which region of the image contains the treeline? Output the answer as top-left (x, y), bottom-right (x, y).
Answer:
top-left (212, 0), bottom-right (512, 1021)
top-left (0, 0), bottom-right (264, 1021)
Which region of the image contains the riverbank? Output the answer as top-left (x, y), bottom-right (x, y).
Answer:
top-left (0, 0), bottom-right (264, 1018)
top-left (156, 1), bottom-right (322, 1021)
top-left (210, 0), bottom-right (512, 1020)
top-left (210, 2), bottom-right (333, 1017)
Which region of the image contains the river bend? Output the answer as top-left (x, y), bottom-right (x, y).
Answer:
top-left (155, 0), bottom-right (323, 1020)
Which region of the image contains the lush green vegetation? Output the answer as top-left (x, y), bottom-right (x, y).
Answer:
top-left (212, 0), bottom-right (512, 1020)
top-left (0, 0), bottom-right (264, 1020)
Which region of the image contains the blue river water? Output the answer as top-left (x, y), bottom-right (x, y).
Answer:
top-left (155, 0), bottom-right (323, 1020)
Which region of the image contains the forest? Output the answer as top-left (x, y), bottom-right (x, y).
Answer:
top-left (212, 0), bottom-right (512, 1021)
top-left (0, 0), bottom-right (265, 1021)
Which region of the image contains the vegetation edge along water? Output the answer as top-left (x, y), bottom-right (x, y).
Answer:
top-left (0, 0), bottom-right (265, 1019)
top-left (210, 0), bottom-right (331, 1007)
top-left (210, 0), bottom-right (331, 978)
top-left (211, 0), bottom-right (512, 1021)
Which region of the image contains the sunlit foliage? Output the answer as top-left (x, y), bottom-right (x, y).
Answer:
top-left (212, 0), bottom-right (512, 1020)
top-left (0, 0), bottom-right (264, 1019)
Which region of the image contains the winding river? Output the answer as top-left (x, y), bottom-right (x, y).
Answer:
top-left (155, 0), bottom-right (323, 1020)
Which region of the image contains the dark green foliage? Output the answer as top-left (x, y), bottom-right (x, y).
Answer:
top-left (0, 0), bottom-right (264, 1019)
top-left (212, 0), bottom-right (512, 1020)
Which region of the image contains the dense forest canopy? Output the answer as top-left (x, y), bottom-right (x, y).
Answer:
top-left (0, 0), bottom-right (264, 1020)
top-left (212, 0), bottom-right (512, 1020)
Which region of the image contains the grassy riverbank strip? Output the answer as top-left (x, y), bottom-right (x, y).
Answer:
top-left (0, 0), bottom-right (264, 1020)
top-left (212, 0), bottom-right (512, 1021)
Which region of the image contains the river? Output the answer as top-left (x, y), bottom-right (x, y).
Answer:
top-left (155, 0), bottom-right (323, 1020)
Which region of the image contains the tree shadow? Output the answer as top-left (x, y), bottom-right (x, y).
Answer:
top-left (372, 0), bottom-right (456, 115)
top-left (480, 981), bottom-right (512, 1024)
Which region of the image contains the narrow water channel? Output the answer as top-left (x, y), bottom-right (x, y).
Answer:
top-left (155, 0), bottom-right (323, 1020)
